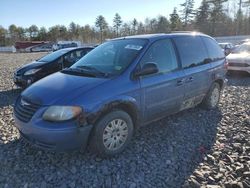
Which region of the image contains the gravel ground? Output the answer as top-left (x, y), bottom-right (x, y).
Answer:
top-left (0, 53), bottom-right (249, 188)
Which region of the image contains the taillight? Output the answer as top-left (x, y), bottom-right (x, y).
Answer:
top-left (224, 59), bottom-right (229, 69)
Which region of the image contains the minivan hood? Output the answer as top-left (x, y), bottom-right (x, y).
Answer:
top-left (21, 72), bottom-right (107, 105)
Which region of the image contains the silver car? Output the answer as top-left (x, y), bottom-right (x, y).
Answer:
top-left (227, 42), bottom-right (250, 74)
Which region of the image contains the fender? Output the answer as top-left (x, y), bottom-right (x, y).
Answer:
top-left (86, 95), bottom-right (141, 128)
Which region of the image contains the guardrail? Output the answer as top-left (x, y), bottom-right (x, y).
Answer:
top-left (214, 35), bottom-right (250, 44)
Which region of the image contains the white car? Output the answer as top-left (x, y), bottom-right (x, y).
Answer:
top-left (227, 42), bottom-right (250, 74)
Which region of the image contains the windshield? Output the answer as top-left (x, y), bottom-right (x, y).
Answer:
top-left (71, 39), bottom-right (147, 76)
top-left (232, 43), bottom-right (250, 54)
top-left (38, 49), bottom-right (70, 62)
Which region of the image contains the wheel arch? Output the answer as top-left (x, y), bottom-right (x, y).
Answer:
top-left (214, 79), bottom-right (224, 89)
top-left (87, 100), bottom-right (141, 129)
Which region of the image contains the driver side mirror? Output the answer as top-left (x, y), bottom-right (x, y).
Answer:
top-left (134, 62), bottom-right (159, 77)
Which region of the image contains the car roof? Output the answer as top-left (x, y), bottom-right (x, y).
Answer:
top-left (57, 46), bottom-right (94, 52)
top-left (111, 32), bottom-right (211, 42)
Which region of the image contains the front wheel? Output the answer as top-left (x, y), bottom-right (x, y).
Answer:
top-left (89, 110), bottom-right (134, 157)
top-left (201, 82), bottom-right (221, 110)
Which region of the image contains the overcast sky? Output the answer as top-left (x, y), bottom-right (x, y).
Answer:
top-left (1, 0), bottom-right (203, 28)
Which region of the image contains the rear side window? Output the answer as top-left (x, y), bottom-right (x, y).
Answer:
top-left (173, 36), bottom-right (208, 68)
top-left (202, 37), bottom-right (225, 61)
top-left (140, 39), bottom-right (178, 74)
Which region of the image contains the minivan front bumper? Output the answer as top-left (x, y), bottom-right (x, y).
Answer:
top-left (14, 115), bottom-right (93, 151)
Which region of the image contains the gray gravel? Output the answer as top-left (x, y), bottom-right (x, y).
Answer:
top-left (0, 53), bottom-right (249, 188)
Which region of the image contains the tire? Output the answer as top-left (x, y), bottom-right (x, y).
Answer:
top-left (89, 110), bottom-right (134, 157)
top-left (226, 71), bottom-right (231, 76)
top-left (201, 82), bottom-right (221, 110)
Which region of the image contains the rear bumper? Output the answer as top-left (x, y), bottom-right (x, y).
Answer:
top-left (14, 114), bottom-right (93, 151)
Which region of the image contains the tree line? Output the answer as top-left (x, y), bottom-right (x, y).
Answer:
top-left (0, 0), bottom-right (250, 46)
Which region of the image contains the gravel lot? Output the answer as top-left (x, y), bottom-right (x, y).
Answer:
top-left (0, 53), bottom-right (249, 188)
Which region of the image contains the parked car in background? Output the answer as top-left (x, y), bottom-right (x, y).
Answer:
top-left (227, 42), bottom-right (250, 74)
top-left (219, 42), bottom-right (234, 56)
top-left (52, 41), bottom-right (80, 51)
top-left (14, 47), bottom-right (94, 88)
top-left (14, 33), bottom-right (227, 157)
top-left (29, 43), bottom-right (53, 52)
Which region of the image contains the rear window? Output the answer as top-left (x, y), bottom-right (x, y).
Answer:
top-left (173, 36), bottom-right (208, 69)
top-left (202, 37), bottom-right (225, 61)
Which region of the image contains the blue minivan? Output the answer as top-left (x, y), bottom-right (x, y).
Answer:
top-left (14, 33), bottom-right (227, 156)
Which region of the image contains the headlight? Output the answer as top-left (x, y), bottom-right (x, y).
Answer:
top-left (43, 106), bottom-right (82, 122)
top-left (24, 68), bottom-right (41, 76)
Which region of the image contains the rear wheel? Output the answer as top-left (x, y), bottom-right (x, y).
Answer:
top-left (89, 110), bottom-right (134, 157)
top-left (201, 82), bottom-right (221, 109)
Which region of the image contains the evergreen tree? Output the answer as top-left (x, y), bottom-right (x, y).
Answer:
top-left (157, 16), bottom-right (170, 33)
top-left (95, 15), bottom-right (108, 42)
top-left (180, 0), bottom-right (196, 27)
top-left (113, 13), bottom-right (122, 37)
top-left (195, 0), bottom-right (210, 33)
top-left (132, 18), bottom-right (138, 35)
top-left (208, 0), bottom-right (228, 35)
top-left (69, 22), bottom-right (81, 40)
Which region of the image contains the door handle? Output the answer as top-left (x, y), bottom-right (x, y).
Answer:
top-left (186, 77), bottom-right (194, 83)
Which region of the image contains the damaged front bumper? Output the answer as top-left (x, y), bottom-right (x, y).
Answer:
top-left (14, 112), bottom-right (93, 151)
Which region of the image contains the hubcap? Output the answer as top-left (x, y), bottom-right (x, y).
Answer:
top-left (103, 119), bottom-right (128, 151)
top-left (210, 87), bottom-right (220, 107)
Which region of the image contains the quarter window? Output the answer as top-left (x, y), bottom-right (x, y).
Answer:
top-left (140, 39), bottom-right (178, 74)
top-left (202, 37), bottom-right (225, 61)
top-left (173, 36), bottom-right (208, 68)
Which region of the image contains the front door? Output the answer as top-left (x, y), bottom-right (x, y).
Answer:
top-left (139, 39), bottom-right (186, 122)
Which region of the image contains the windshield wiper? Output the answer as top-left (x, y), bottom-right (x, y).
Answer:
top-left (61, 67), bottom-right (97, 77)
top-left (76, 65), bottom-right (109, 77)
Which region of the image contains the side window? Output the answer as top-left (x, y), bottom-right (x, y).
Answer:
top-left (76, 49), bottom-right (86, 58)
top-left (140, 39), bottom-right (178, 74)
top-left (173, 36), bottom-right (208, 68)
top-left (78, 49), bottom-right (90, 58)
top-left (202, 37), bottom-right (225, 61)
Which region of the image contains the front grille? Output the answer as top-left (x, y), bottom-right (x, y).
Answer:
top-left (228, 62), bottom-right (250, 67)
top-left (14, 97), bottom-right (41, 122)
